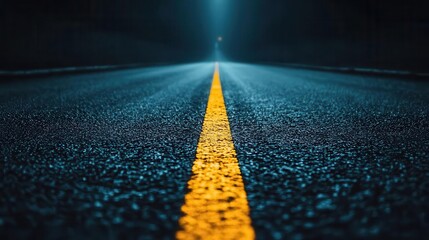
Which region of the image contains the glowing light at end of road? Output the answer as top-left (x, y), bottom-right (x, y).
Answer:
top-left (176, 63), bottom-right (254, 240)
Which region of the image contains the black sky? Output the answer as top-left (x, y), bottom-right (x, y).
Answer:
top-left (1, 0), bottom-right (428, 70)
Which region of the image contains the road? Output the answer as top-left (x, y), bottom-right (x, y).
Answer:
top-left (1, 62), bottom-right (428, 239)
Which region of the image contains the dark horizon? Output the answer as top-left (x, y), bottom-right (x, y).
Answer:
top-left (1, 0), bottom-right (429, 71)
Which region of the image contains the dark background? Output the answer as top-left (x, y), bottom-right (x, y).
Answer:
top-left (1, 0), bottom-right (429, 71)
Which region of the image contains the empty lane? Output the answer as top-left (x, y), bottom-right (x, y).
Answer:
top-left (220, 62), bottom-right (429, 239)
top-left (1, 63), bottom-right (213, 239)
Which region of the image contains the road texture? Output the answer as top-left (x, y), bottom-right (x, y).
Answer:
top-left (1, 62), bottom-right (429, 239)
top-left (0, 63), bottom-right (213, 239)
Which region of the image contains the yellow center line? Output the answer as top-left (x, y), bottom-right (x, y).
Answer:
top-left (176, 63), bottom-right (255, 240)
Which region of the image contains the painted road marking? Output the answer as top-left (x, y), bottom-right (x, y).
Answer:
top-left (176, 63), bottom-right (255, 240)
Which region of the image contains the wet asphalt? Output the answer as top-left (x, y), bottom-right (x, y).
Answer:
top-left (1, 62), bottom-right (429, 239)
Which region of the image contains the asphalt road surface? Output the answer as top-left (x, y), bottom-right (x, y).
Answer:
top-left (1, 62), bottom-right (428, 239)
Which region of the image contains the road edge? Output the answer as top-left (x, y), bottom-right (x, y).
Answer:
top-left (262, 62), bottom-right (429, 81)
top-left (0, 62), bottom-right (171, 81)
